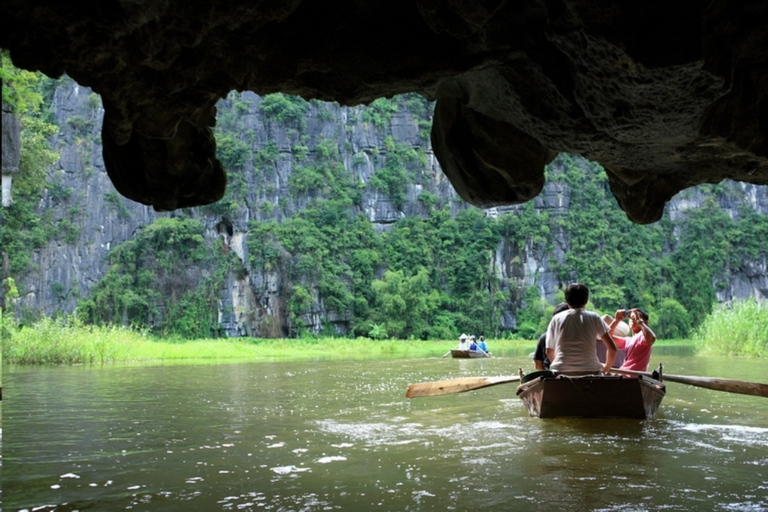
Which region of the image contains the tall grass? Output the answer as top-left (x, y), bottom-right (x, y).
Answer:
top-left (693, 298), bottom-right (768, 357)
top-left (2, 312), bottom-right (707, 366)
top-left (2, 315), bottom-right (149, 364)
top-left (1, 313), bottom-right (540, 365)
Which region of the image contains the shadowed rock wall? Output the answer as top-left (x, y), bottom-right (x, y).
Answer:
top-left (2, 1), bottom-right (767, 223)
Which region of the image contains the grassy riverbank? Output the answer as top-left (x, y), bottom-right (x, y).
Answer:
top-left (693, 299), bottom-right (768, 357)
top-left (1, 316), bottom-right (700, 366)
top-left (0, 316), bottom-right (521, 364)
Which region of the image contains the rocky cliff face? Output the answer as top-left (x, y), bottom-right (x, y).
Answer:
top-left (12, 79), bottom-right (462, 334)
top-left (9, 78), bottom-right (768, 335)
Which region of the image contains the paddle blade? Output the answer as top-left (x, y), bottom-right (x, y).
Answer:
top-left (611, 369), bottom-right (768, 398)
top-left (406, 375), bottom-right (520, 398)
top-left (662, 374), bottom-right (768, 398)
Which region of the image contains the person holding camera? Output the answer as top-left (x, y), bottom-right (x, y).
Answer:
top-left (607, 308), bottom-right (657, 371)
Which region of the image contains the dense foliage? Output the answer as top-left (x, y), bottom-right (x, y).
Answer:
top-left (243, 151), bottom-right (768, 341)
top-left (2, 65), bottom-right (767, 344)
top-left (77, 217), bottom-right (242, 339)
top-left (1, 50), bottom-right (61, 311)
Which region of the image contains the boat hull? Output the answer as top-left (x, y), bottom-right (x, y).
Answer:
top-left (516, 374), bottom-right (665, 419)
top-left (450, 349), bottom-right (490, 359)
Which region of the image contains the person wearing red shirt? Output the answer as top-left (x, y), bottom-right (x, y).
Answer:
top-left (607, 308), bottom-right (657, 371)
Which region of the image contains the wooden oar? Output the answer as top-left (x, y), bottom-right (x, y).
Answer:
top-left (406, 375), bottom-right (520, 398)
top-left (441, 351), bottom-right (451, 358)
top-left (611, 368), bottom-right (768, 398)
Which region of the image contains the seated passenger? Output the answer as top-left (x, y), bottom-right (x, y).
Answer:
top-left (534, 302), bottom-right (569, 370)
top-left (477, 336), bottom-right (489, 355)
top-left (545, 283), bottom-right (617, 374)
top-left (607, 308), bottom-right (657, 371)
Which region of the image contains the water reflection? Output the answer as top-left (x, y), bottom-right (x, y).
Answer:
top-left (3, 355), bottom-right (767, 511)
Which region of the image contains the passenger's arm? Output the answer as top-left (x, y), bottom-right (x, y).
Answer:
top-left (637, 318), bottom-right (657, 345)
top-left (599, 332), bottom-right (617, 373)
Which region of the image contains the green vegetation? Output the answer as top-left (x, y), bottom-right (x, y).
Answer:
top-left (363, 97), bottom-right (400, 128)
top-left (2, 64), bottom-right (766, 353)
top-left (104, 190), bottom-right (131, 220)
top-left (260, 93), bottom-right (309, 126)
top-left (0, 308), bottom-right (752, 366)
top-left (77, 217), bottom-right (241, 339)
top-left (370, 137), bottom-right (421, 209)
top-left (693, 298), bottom-right (768, 357)
top-left (0, 313), bottom-right (537, 364)
top-left (0, 50), bottom-right (61, 295)
top-left (2, 314), bottom-right (149, 364)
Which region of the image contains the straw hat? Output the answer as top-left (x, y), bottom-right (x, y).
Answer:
top-left (602, 314), bottom-right (631, 336)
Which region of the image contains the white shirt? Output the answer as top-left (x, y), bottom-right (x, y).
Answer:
top-left (546, 308), bottom-right (609, 372)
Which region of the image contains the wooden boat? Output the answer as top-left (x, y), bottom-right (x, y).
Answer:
top-left (516, 371), bottom-right (665, 419)
top-left (451, 349), bottom-right (491, 359)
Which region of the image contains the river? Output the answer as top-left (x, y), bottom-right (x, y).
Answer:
top-left (3, 350), bottom-right (767, 511)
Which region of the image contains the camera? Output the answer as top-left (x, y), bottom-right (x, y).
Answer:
top-left (621, 309), bottom-right (631, 317)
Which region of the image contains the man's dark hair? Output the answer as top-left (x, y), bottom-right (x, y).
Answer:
top-left (553, 302), bottom-right (569, 316)
top-left (564, 283), bottom-right (589, 308)
top-left (635, 308), bottom-right (649, 322)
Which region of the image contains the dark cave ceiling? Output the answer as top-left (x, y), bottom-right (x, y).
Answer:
top-left (2, 0), bottom-right (767, 223)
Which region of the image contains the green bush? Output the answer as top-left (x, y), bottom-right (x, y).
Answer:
top-left (260, 93), bottom-right (309, 124)
top-left (2, 314), bottom-right (148, 364)
top-left (655, 298), bottom-right (691, 339)
top-left (693, 298), bottom-right (768, 356)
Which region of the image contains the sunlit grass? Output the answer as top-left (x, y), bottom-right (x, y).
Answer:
top-left (693, 298), bottom-right (768, 357)
top-left (2, 315), bottom-right (540, 365)
top-left (1, 312), bottom-right (712, 366)
top-left (2, 316), bottom-right (146, 365)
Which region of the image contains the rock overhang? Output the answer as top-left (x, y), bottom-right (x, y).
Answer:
top-left (1, 0), bottom-right (766, 223)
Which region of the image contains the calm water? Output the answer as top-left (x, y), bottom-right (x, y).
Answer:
top-left (3, 351), bottom-right (768, 511)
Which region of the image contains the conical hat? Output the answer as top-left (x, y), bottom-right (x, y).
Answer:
top-left (602, 314), bottom-right (631, 336)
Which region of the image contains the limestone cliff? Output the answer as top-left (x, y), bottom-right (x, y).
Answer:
top-left (7, 78), bottom-right (767, 336)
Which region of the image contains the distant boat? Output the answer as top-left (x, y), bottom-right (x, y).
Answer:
top-left (451, 349), bottom-right (491, 359)
top-left (516, 371), bottom-right (665, 419)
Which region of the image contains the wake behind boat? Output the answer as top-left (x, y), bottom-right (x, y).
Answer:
top-left (516, 369), bottom-right (666, 419)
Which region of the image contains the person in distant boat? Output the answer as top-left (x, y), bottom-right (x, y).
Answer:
top-left (607, 308), bottom-right (657, 371)
top-left (533, 302), bottom-right (569, 370)
top-left (457, 333), bottom-right (469, 350)
top-left (468, 335), bottom-right (478, 351)
top-left (545, 283), bottom-right (617, 374)
top-left (477, 336), bottom-right (490, 355)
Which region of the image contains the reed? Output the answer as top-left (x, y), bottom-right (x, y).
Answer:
top-left (2, 315), bottom-right (539, 365)
top-left (2, 313), bottom-right (702, 365)
top-left (693, 298), bottom-right (768, 357)
top-left (2, 316), bottom-right (147, 365)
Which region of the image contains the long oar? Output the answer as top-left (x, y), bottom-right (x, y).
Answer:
top-left (406, 375), bottom-right (520, 398)
top-left (611, 368), bottom-right (768, 398)
top-left (441, 351), bottom-right (452, 358)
